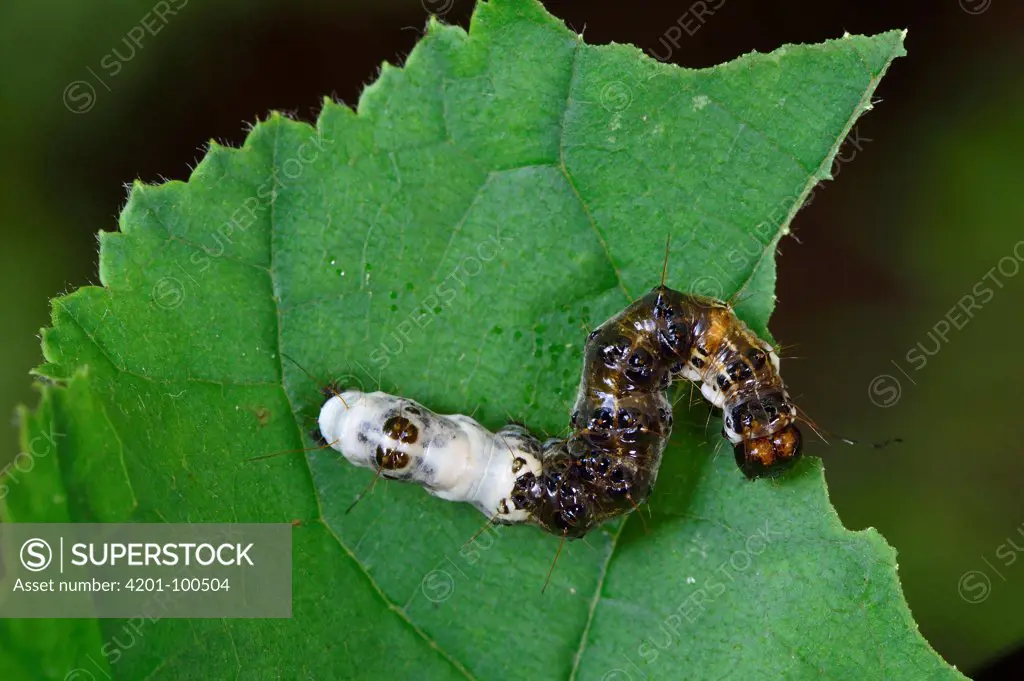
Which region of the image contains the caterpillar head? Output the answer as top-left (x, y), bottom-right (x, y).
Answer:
top-left (724, 391), bottom-right (797, 439)
top-left (725, 392), bottom-right (802, 479)
top-left (734, 424), bottom-right (802, 479)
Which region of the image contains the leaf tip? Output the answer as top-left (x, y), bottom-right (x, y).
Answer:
top-left (425, 13), bottom-right (447, 34)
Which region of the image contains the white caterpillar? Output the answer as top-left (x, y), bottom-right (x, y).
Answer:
top-left (318, 391), bottom-right (544, 521)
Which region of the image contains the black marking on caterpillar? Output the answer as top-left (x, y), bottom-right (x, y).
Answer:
top-left (317, 286), bottom-right (801, 539)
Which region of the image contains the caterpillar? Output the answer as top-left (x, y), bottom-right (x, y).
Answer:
top-left (315, 285), bottom-right (802, 539)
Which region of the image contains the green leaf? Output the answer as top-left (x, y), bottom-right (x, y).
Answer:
top-left (1, 0), bottom-right (962, 679)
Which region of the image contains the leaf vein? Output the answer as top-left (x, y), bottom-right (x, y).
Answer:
top-left (568, 518), bottom-right (629, 681)
top-left (557, 36), bottom-right (632, 303)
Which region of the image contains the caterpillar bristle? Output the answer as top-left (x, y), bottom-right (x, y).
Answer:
top-left (245, 436), bottom-right (340, 463)
top-left (541, 532), bottom-right (568, 594)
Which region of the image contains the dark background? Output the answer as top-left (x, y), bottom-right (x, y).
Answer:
top-left (1, 0), bottom-right (1021, 677)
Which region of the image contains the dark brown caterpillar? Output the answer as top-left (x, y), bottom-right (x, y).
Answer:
top-left (508, 286), bottom-right (801, 538)
top-left (317, 286), bottom-right (801, 540)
